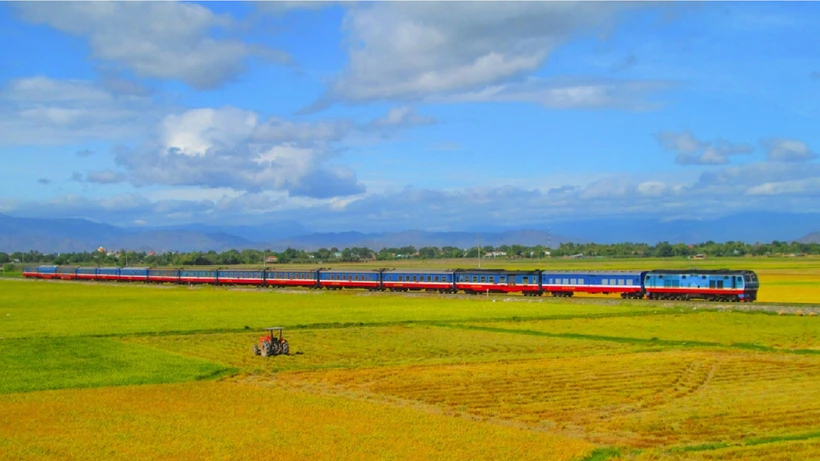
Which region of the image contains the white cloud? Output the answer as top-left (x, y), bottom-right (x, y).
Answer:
top-left (369, 106), bottom-right (435, 128)
top-left (161, 107), bottom-right (258, 157)
top-left (746, 178), bottom-right (820, 196)
top-left (761, 138), bottom-right (817, 163)
top-left (657, 131), bottom-right (753, 165)
top-left (0, 76), bottom-right (159, 146)
top-left (84, 170), bottom-right (127, 185)
top-left (14, 3), bottom-right (285, 89)
top-left (436, 77), bottom-right (671, 110)
top-left (315, 2), bottom-right (641, 106)
top-left (115, 107), bottom-right (366, 199)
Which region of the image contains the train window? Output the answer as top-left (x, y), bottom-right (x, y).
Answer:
top-left (563, 278), bottom-right (569, 284)
top-left (570, 278), bottom-right (575, 284)
top-left (501, 276), bottom-right (507, 283)
top-left (682, 275), bottom-right (687, 279)
top-left (618, 279), bottom-right (624, 285)
top-left (413, 276), bottom-right (418, 282)
top-left (578, 279), bottom-right (584, 285)
top-left (433, 276), bottom-right (439, 282)
top-left (602, 279), bottom-right (608, 285)
top-left (480, 276), bottom-right (485, 283)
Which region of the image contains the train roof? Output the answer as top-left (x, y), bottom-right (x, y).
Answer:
top-left (453, 268), bottom-right (539, 274)
top-left (541, 270), bottom-right (643, 275)
top-left (382, 268), bottom-right (455, 274)
top-left (646, 269), bottom-right (756, 275)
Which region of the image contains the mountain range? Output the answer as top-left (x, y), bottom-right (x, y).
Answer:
top-left (1, 212), bottom-right (818, 253)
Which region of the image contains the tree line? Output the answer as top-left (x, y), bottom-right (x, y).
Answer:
top-left (2, 240), bottom-right (818, 268)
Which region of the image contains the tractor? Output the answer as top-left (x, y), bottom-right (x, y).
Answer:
top-left (252, 327), bottom-right (290, 357)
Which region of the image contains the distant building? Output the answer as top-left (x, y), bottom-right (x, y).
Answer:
top-left (265, 256), bottom-right (278, 263)
top-left (691, 254), bottom-right (706, 259)
top-left (485, 251), bottom-right (507, 258)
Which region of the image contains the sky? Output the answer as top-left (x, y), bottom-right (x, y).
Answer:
top-left (1, 1), bottom-right (819, 233)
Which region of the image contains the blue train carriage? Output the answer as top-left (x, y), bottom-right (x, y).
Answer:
top-left (24, 265), bottom-right (57, 279)
top-left (54, 265), bottom-right (77, 280)
top-left (216, 268), bottom-right (266, 286)
top-left (179, 268), bottom-right (218, 284)
top-left (455, 269), bottom-right (542, 296)
top-left (76, 267), bottom-right (98, 280)
top-left (381, 269), bottom-right (456, 293)
top-left (542, 271), bottom-right (645, 298)
top-left (644, 269), bottom-right (758, 302)
top-left (266, 269), bottom-right (320, 288)
top-left (148, 268), bottom-right (180, 283)
top-left (120, 267), bottom-right (149, 282)
top-left (318, 269), bottom-right (381, 290)
top-left (96, 266), bottom-right (121, 281)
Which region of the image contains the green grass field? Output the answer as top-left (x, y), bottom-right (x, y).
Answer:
top-left (1, 257), bottom-right (819, 460)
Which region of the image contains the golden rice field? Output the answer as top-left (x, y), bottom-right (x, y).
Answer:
top-left (1, 257), bottom-right (819, 460)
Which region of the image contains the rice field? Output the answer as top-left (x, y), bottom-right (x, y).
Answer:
top-left (1, 257), bottom-right (819, 460)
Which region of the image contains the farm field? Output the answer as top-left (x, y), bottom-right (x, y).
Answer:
top-left (1, 257), bottom-right (819, 461)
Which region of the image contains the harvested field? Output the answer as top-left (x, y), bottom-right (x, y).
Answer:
top-left (0, 381), bottom-right (592, 461)
top-left (1, 257), bottom-right (819, 460)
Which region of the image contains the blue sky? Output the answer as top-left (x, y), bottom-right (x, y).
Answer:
top-left (1, 2), bottom-right (818, 232)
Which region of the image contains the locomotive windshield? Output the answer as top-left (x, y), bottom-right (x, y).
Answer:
top-left (744, 272), bottom-right (759, 288)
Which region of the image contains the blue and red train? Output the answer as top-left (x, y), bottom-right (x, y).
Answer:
top-left (23, 266), bottom-right (759, 302)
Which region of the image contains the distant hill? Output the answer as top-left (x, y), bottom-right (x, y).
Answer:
top-left (0, 214), bottom-right (252, 253)
top-left (266, 229), bottom-right (574, 251)
top-left (798, 232), bottom-right (820, 244)
top-left (2, 211), bottom-right (819, 253)
top-left (548, 212), bottom-right (820, 244)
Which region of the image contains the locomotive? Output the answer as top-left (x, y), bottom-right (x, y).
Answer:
top-left (23, 265), bottom-right (759, 302)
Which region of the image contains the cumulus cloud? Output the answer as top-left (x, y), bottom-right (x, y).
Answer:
top-left (761, 138), bottom-right (817, 163)
top-left (436, 77), bottom-right (671, 110)
top-left (657, 131), bottom-right (753, 165)
top-left (367, 106), bottom-right (435, 129)
top-left (114, 107), bottom-right (366, 199)
top-left (14, 3), bottom-right (286, 89)
top-left (85, 170), bottom-right (127, 185)
top-left (0, 76), bottom-right (159, 146)
top-left (313, 2), bottom-right (643, 107)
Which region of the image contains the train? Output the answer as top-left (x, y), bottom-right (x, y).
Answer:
top-left (22, 265), bottom-right (759, 302)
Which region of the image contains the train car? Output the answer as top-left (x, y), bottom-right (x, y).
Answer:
top-left (76, 267), bottom-right (97, 280)
top-left (179, 269), bottom-right (218, 284)
top-left (31, 265), bottom-right (58, 279)
top-left (22, 266), bottom-right (44, 278)
top-left (55, 266), bottom-right (77, 280)
top-left (96, 267), bottom-right (121, 281)
top-left (318, 269), bottom-right (380, 290)
top-left (267, 269), bottom-right (320, 288)
top-left (643, 269), bottom-right (758, 302)
top-left (148, 268), bottom-right (180, 283)
top-left (217, 269), bottom-right (265, 286)
top-left (381, 269), bottom-right (456, 293)
top-left (120, 267), bottom-right (149, 282)
top-left (542, 271), bottom-right (645, 298)
top-left (455, 269), bottom-right (542, 295)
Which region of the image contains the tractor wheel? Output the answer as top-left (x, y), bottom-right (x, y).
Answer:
top-left (281, 340), bottom-right (290, 355)
top-left (270, 341), bottom-right (281, 356)
top-left (261, 341), bottom-right (273, 357)
top-left (252, 344), bottom-right (260, 356)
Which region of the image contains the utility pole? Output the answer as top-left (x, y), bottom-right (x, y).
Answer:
top-left (477, 235), bottom-right (481, 269)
